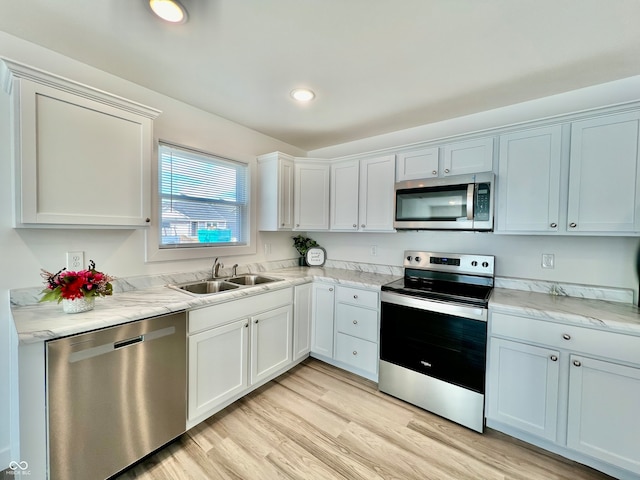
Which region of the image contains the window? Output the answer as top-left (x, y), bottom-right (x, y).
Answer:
top-left (146, 142), bottom-right (255, 262)
top-left (159, 143), bottom-right (248, 247)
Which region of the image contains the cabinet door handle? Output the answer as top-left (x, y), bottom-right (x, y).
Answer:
top-left (254, 319), bottom-right (259, 324)
top-left (361, 224), bottom-right (366, 228)
top-left (550, 355), bottom-right (558, 362)
top-left (329, 288), bottom-right (333, 292)
top-left (245, 322), bottom-right (249, 328)
top-left (296, 224), bottom-right (300, 227)
top-left (352, 351), bottom-right (358, 356)
top-left (562, 333), bottom-right (571, 340)
top-left (281, 222), bottom-right (285, 227)
top-left (444, 168), bottom-right (450, 174)
top-left (432, 170), bottom-right (437, 175)
top-left (353, 224), bottom-right (357, 228)
top-left (573, 360), bottom-right (582, 367)
top-left (352, 320), bottom-right (358, 325)
top-left (145, 217), bottom-right (151, 223)
top-left (569, 222), bottom-right (577, 228)
top-left (550, 223), bottom-right (557, 228)
top-left (353, 295), bottom-right (358, 299)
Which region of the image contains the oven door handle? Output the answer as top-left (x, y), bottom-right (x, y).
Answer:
top-left (466, 183), bottom-right (475, 220)
top-left (381, 291), bottom-right (487, 322)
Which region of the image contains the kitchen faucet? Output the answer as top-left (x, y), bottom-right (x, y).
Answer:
top-left (211, 257), bottom-right (224, 278)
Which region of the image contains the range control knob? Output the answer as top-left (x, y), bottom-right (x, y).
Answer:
top-left (482, 261), bottom-right (489, 268)
top-left (471, 261), bottom-right (478, 267)
top-left (415, 257), bottom-right (421, 263)
top-left (406, 256), bottom-right (412, 262)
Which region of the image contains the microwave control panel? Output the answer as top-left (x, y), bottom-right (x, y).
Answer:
top-left (474, 183), bottom-right (490, 221)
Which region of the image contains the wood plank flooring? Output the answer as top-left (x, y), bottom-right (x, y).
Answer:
top-left (115, 359), bottom-right (614, 480)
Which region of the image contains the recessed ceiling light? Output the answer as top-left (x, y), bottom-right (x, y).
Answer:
top-left (291, 88), bottom-right (315, 102)
top-left (149, 0), bottom-right (188, 23)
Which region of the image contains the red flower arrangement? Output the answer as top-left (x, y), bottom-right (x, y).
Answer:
top-left (40, 260), bottom-right (114, 303)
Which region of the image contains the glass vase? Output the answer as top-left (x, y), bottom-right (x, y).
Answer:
top-left (62, 296), bottom-right (95, 314)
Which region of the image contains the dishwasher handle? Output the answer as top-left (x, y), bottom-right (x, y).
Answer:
top-left (114, 335), bottom-right (144, 349)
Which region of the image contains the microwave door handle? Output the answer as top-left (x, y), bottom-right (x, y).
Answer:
top-left (466, 183), bottom-right (475, 220)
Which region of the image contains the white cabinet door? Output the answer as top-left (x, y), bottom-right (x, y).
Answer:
top-left (294, 161), bottom-right (330, 230)
top-left (567, 112), bottom-right (640, 233)
top-left (487, 338), bottom-right (560, 442)
top-left (496, 126), bottom-right (562, 233)
top-left (311, 283), bottom-right (335, 358)
top-left (358, 155), bottom-right (396, 232)
top-left (330, 159), bottom-right (359, 231)
top-left (250, 305), bottom-right (293, 385)
top-left (293, 283), bottom-right (313, 360)
top-left (442, 137), bottom-right (494, 176)
top-left (567, 355), bottom-right (640, 475)
top-left (258, 152), bottom-right (294, 231)
top-left (396, 147), bottom-right (439, 181)
top-left (188, 318), bottom-right (249, 421)
top-left (12, 77), bottom-right (157, 227)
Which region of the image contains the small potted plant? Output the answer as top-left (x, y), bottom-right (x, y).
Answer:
top-left (292, 235), bottom-right (319, 266)
top-left (40, 260), bottom-right (114, 313)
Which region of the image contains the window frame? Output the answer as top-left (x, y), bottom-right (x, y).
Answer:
top-left (145, 141), bottom-right (256, 262)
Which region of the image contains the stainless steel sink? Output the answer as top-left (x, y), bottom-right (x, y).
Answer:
top-left (227, 274), bottom-right (281, 286)
top-left (168, 274), bottom-right (282, 296)
top-left (174, 280), bottom-right (240, 295)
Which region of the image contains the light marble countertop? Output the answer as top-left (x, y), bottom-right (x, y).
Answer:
top-left (11, 266), bottom-right (401, 345)
top-left (490, 288), bottom-right (640, 336)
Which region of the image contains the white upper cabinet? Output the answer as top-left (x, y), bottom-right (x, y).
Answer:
top-left (567, 112), bottom-right (640, 233)
top-left (442, 137), bottom-right (494, 176)
top-left (496, 110), bottom-right (640, 236)
top-left (396, 138), bottom-right (493, 182)
top-left (294, 160), bottom-right (330, 231)
top-left (496, 126), bottom-right (563, 233)
top-left (1, 59), bottom-right (160, 228)
top-left (395, 147), bottom-right (439, 180)
top-left (258, 152), bottom-right (294, 231)
top-left (330, 155), bottom-right (395, 232)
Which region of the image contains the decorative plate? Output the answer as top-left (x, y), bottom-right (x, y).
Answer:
top-left (305, 246), bottom-right (327, 267)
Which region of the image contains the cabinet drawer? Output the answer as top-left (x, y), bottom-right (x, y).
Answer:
top-left (336, 285), bottom-right (379, 308)
top-left (189, 288), bottom-right (293, 334)
top-left (491, 312), bottom-right (640, 366)
top-left (335, 304), bottom-right (378, 342)
top-left (335, 333), bottom-right (378, 375)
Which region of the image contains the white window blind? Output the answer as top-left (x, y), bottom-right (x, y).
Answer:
top-left (159, 143), bottom-right (248, 248)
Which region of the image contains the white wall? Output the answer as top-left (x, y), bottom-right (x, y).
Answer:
top-left (0, 31), bottom-right (304, 470)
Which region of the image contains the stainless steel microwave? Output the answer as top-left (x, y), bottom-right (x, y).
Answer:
top-left (394, 172), bottom-right (494, 231)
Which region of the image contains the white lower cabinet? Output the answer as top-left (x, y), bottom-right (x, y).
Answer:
top-left (187, 288), bottom-right (295, 427)
top-left (250, 305), bottom-right (293, 384)
top-left (567, 355), bottom-right (640, 475)
top-left (487, 337), bottom-right (560, 441)
top-left (293, 283), bottom-right (313, 360)
top-left (487, 310), bottom-right (640, 479)
top-left (188, 318), bottom-right (249, 420)
top-left (311, 283), bottom-right (380, 381)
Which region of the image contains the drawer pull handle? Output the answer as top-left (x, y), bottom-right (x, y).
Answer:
top-left (353, 295), bottom-right (358, 299)
top-left (353, 320), bottom-right (358, 324)
top-left (569, 222), bottom-right (577, 228)
top-left (550, 223), bottom-right (557, 228)
top-left (550, 355), bottom-right (558, 362)
top-left (573, 360), bottom-right (582, 367)
top-left (352, 351), bottom-right (358, 356)
top-left (562, 333), bottom-right (571, 340)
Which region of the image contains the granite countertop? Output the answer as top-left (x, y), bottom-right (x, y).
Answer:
top-left (490, 287), bottom-right (640, 336)
top-left (11, 266), bottom-right (401, 345)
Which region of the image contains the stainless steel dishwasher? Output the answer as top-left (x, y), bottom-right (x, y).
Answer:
top-left (46, 311), bottom-right (187, 480)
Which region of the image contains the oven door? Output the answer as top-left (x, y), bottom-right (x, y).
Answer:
top-left (380, 291), bottom-right (487, 394)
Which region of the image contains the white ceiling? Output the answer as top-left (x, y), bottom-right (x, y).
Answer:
top-left (1, 0), bottom-right (639, 151)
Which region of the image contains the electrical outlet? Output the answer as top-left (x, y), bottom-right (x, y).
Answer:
top-left (66, 251), bottom-right (84, 270)
top-left (542, 253), bottom-right (554, 269)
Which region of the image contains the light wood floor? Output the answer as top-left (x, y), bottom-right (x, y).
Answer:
top-left (115, 358), bottom-right (614, 480)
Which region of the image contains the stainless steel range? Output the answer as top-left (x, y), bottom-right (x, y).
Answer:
top-left (379, 251), bottom-right (494, 433)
